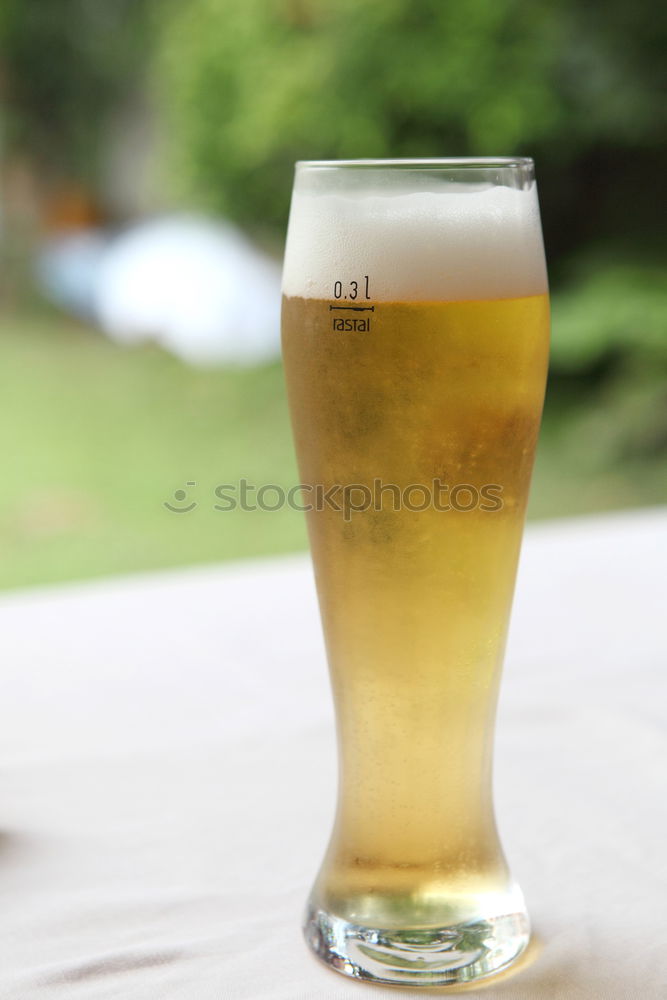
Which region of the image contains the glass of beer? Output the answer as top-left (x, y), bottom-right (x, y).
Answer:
top-left (281, 158), bottom-right (549, 986)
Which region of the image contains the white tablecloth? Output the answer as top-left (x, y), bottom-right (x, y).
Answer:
top-left (0, 509), bottom-right (665, 1000)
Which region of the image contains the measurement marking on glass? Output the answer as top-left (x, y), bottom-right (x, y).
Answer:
top-left (329, 305), bottom-right (375, 312)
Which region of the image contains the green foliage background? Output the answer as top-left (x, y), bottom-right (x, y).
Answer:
top-left (155, 0), bottom-right (667, 391)
top-left (156, 0), bottom-right (666, 237)
top-left (0, 0), bottom-right (150, 181)
top-left (0, 0), bottom-right (664, 588)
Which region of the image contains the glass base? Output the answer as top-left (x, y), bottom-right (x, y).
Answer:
top-left (304, 904), bottom-right (530, 987)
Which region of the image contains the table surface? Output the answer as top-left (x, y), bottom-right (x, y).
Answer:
top-left (0, 509), bottom-right (665, 1000)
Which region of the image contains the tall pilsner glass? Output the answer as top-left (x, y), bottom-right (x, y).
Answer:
top-left (281, 158), bottom-right (549, 987)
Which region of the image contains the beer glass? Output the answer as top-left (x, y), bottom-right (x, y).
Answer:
top-left (281, 158), bottom-right (549, 986)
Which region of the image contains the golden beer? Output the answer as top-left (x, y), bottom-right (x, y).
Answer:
top-left (282, 160), bottom-right (549, 985)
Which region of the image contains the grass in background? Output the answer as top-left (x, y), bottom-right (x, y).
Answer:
top-left (1, 309), bottom-right (665, 591)
top-left (0, 310), bottom-right (304, 590)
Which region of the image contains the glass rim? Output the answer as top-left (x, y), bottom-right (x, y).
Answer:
top-left (295, 157), bottom-right (534, 170)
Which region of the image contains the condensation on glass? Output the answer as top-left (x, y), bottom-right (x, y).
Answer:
top-left (281, 158), bottom-right (549, 987)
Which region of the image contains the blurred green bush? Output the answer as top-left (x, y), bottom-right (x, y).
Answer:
top-left (0, 0), bottom-right (150, 181)
top-left (550, 258), bottom-right (667, 463)
top-left (155, 0), bottom-right (667, 475)
top-left (552, 259), bottom-right (667, 370)
top-left (155, 0), bottom-right (666, 239)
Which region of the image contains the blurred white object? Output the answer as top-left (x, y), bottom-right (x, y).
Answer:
top-left (93, 216), bottom-right (281, 365)
top-left (37, 230), bottom-right (110, 319)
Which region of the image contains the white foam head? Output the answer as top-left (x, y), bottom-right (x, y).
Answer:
top-left (282, 162), bottom-right (548, 301)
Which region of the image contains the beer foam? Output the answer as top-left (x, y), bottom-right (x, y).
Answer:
top-left (282, 170), bottom-right (548, 301)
